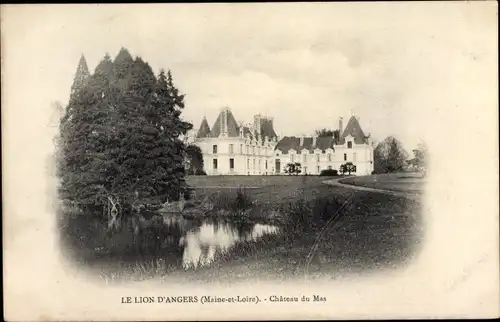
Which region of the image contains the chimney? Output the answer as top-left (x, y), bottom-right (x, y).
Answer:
top-left (338, 117), bottom-right (344, 136)
top-left (299, 136), bottom-right (304, 146)
top-left (254, 114), bottom-right (262, 135)
top-left (312, 136), bottom-right (317, 147)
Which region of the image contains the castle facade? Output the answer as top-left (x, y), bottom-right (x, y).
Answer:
top-left (192, 108), bottom-right (374, 176)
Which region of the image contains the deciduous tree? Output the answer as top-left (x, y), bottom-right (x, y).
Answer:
top-left (373, 136), bottom-right (408, 173)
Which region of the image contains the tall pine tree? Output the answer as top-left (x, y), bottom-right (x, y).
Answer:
top-left (58, 54), bottom-right (115, 214)
top-left (70, 54), bottom-right (91, 98)
top-left (57, 48), bottom-right (193, 223)
top-left (111, 56), bottom-right (158, 210)
top-left (153, 69), bottom-right (193, 201)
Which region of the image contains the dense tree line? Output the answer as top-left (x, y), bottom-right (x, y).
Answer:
top-left (57, 48), bottom-right (192, 226)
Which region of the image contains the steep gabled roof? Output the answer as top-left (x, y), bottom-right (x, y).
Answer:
top-left (210, 109), bottom-right (240, 137)
top-left (242, 126), bottom-right (254, 139)
top-left (275, 136), bottom-right (336, 153)
top-left (260, 119), bottom-right (277, 139)
top-left (301, 137), bottom-right (314, 151)
top-left (275, 136), bottom-right (301, 154)
top-left (196, 117), bottom-right (211, 138)
top-left (340, 116), bottom-right (368, 144)
top-left (316, 137), bottom-right (336, 151)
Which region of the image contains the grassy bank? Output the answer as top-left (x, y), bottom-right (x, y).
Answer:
top-left (60, 175), bottom-right (424, 284)
top-left (178, 184), bottom-right (423, 283)
top-left (94, 188), bottom-right (423, 284)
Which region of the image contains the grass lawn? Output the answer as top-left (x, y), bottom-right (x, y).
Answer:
top-left (339, 173), bottom-right (426, 194)
top-left (161, 176), bottom-right (423, 284)
top-left (80, 175), bottom-right (424, 284)
top-left (186, 175), bottom-right (351, 203)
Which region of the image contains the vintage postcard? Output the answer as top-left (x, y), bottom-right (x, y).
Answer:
top-left (2, 2), bottom-right (499, 321)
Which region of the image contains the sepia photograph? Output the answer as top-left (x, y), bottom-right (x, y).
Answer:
top-left (2, 2), bottom-right (499, 320)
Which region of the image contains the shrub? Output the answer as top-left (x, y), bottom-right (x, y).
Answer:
top-left (279, 195), bottom-right (343, 242)
top-left (280, 199), bottom-right (311, 241)
top-left (234, 187), bottom-right (253, 210)
top-left (212, 188), bottom-right (253, 212)
top-left (284, 162), bottom-right (302, 175)
top-left (195, 169), bottom-right (207, 175)
top-left (319, 169), bottom-right (338, 176)
top-left (340, 162), bottom-right (356, 175)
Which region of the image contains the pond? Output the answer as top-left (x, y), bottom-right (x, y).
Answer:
top-left (162, 214), bottom-right (280, 269)
top-left (65, 210), bottom-right (281, 275)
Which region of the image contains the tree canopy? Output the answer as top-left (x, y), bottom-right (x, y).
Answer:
top-left (185, 144), bottom-right (205, 175)
top-left (373, 136), bottom-right (408, 173)
top-left (57, 49), bottom-right (193, 221)
top-left (407, 141), bottom-right (429, 174)
top-left (315, 128), bottom-right (340, 141)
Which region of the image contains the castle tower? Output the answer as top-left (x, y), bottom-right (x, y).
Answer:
top-left (70, 54), bottom-right (90, 98)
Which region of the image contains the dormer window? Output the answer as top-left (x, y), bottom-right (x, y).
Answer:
top-left (347, 141), bottom-right (353, 149)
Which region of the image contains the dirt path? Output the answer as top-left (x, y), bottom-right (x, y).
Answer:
top-left (323, 177), bottom-right (422, 202)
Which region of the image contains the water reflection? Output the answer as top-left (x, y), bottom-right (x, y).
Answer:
top-left (162, 214), bottom-right (279, 269)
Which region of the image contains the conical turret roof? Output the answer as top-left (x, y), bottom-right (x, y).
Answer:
top-left (210, 109), bottom-right (239, 137)
top-left (340, 116), bottom-right (368, 144)
top-left (196, 117), bottom-right (211, 138)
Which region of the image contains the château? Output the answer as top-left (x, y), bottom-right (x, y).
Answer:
top-left (192, 108), bottom-right (374, 176)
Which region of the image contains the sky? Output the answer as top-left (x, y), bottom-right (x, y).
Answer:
top-left (2, 3), bottom-right (497, 152)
